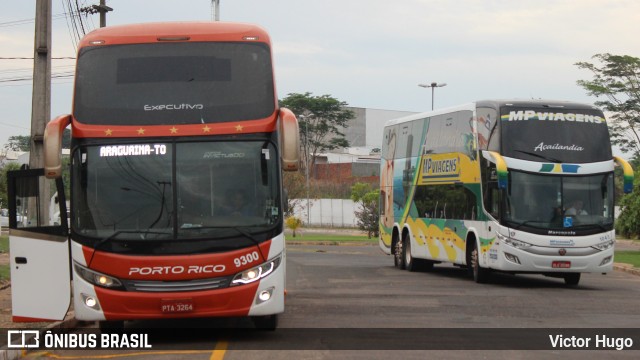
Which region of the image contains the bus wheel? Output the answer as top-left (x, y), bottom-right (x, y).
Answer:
top-left (563, 273), bottom-right (581, 286)
top-left (470, 242), bottom-right (490, 283)
top-left (403, 233), bottom-right (415, 271)
top-left (252, 314), bottom-right (278, 331)
top-left (394, 234), bottom-right (405, 269)
top-left (98, 320), bottom-right (124, 333)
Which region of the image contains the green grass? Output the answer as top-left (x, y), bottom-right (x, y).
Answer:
top-left (0, 234), bottom-right (8, 281)
top-left (0, 234), bottom-right (8, 253)
top-left (0, 265), bottom-right (8, 282)
top-left (614, 251), bottom-right (640, 268)
top-left (286, 232), bottom-right (376, 243)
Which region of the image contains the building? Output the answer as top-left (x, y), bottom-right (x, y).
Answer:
top-left (313, 107), bottom-right (418, 180)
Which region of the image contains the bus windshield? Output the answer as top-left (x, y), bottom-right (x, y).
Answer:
top-left (74, 42), bottom-right (275, 125)
top-left (72, 140), bottom-right (281, 243)
top-left (500, 106), bottom-right (612, 163)
top-left (503, 171), bottom-right (614, 234)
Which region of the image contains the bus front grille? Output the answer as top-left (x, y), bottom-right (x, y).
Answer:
top-left (121, 276), bottom-right (233, 292)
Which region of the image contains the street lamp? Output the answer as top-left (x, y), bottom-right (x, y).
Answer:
top-left (418, 82), bottom-right (447, 110)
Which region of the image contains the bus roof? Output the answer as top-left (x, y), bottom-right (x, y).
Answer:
top-left (384, 102), bottom-right (475, 127)
top-left (384, 99), bottom-right (601, 127)
top-left (78, 22), bottom-right (271, 48)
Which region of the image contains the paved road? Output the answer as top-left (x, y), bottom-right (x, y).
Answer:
top-left (20, 244), bottom-right (640, 359)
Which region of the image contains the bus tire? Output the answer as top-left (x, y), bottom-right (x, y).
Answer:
top-left (563, 273), bottom-right (580, 286)
top-left (393, 232), bottom-right (405, 269)
top-left (403, 233), bottom-right (434, 272)
top-left (403, 233), bottom-right (415, 271)
top-left (98, 320), bottom-right (124, 333)
top-left (470, 242), bottom-right (490, 283)
top-left (252, 314), bottom-right (278, 331)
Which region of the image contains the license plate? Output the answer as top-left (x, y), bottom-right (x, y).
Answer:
top-left (161, 299), bottom-right (194, 313)
top-left (552, 261), bottom-right (571, 269)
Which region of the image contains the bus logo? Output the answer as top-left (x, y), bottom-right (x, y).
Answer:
top-left (7, 330), bottom-right (39, 348)
top-left (420, 154), bottom-right (460, 184)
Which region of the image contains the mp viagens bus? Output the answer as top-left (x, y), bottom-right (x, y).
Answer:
top-left (379, 100), bottom-right (634, 285)
top-left (8, 22), bottom-right (299, 330)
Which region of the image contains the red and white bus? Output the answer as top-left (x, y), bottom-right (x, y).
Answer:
top-left (7, 22), bottom-right (299, 330)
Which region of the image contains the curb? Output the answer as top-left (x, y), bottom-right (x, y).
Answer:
top-left (287, 241), bottom-right (377, 246)
top-left (613, 263), bottom-right (640, 277)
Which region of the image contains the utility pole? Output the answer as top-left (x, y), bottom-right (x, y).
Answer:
top-left (93, 0), bottom-right (113, 27)
top-left (29, 0), bottom-right (52, 223)
top-left (212, 0), bottom-right (220, 21)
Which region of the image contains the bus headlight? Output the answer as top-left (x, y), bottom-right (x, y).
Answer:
top-left (592, 239), bottom-right (615, 251)
top-left (231, 254), bottom-right (282, 286)
top-left (74, 263), bottom-right (124, 289)
top-left (498, 233), bottom-right (532, 249)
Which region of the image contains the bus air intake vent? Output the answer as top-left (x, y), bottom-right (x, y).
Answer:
top-left (121, 276), bottom-right (232, 292)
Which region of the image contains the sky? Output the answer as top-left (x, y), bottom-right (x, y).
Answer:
top-left (1, 0), bottom-right (640, 150)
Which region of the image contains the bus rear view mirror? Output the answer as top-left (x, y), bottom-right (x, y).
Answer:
top-left (482, 150), bottom-right (508, 190)
top-left (613, 156), bottom-right (634, 194)
top-left (44, 114), bottom-right (72, 179)
top-left (279, 108), bottom-right (300, 171)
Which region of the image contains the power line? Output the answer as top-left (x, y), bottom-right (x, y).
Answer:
top-left (0, 71), bottom-right (75, 84)
top-left (0, 12), bottom-right (78, 28)
top-left (0, 57), bottom-right (76, 60)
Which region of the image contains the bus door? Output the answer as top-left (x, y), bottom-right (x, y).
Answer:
top-left (7, 168), bottom-right (71, 322)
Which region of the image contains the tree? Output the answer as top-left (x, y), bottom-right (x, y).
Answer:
top-left (615, 169), bottom-right (640, 239)
top-left (576, 54), bottom-right (640, 238)
top-left (575, 53), bottom-right (640, 159)
top-left (2, 129), bottom-right (72, 153)
top-left (351, 182), bottom-right (380, 239)
top-left (285, 216), bottom-right (303, 237)
top-left (0, 162), bottom-right (21, 209)
top-left (282, 171), bottom-right (307, 217)
top-left (4, 135), bottom-right (31, 152)
top-left (279, 92), bottom-right (355, 174)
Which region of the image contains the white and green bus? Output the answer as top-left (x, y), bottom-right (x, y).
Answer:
top-left (379, 100), bottom-right (634, 285)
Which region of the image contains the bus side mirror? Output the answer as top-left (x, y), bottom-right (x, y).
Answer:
top-left (279, 108), bottom-right (300, 171)
top-left (44, 114), bottom-right (72, 179)
top-left (482, 150), bottom-right (508, 190)
top-left (614, 156), bottom-right (634, 194)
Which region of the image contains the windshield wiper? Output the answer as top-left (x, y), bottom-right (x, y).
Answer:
top-left (513, 150), bottom-right (562, 163)
top-left (508, 220), bottom-right (543, 230)
top-left (181, 225), bottom-right (268, 261)
top-left (571, 223), bottom-right (610, 232)
top-left (87, 230), bottom-right (171, 267)
top-left (232, 226), bottom-right (268, 262)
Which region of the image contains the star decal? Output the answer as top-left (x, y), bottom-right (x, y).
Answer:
top-left (104, 129), bottom-right (113, 136)
top-left (137, 128), bottom-right (146, 135)
top-left (235, 124), bottom-right (244, 132)
top-left (202, 125), bottom-right (211, 133)
top-left (169, 127), bottom-right (179, 134)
